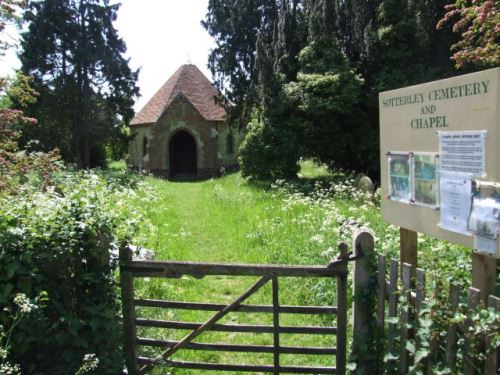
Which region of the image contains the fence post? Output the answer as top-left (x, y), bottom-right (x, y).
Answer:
top-left (351, 228), bottom-right (378, 372)
top-left (120, 245), bottom-right (139, 375)
top-left (336, 242), bottom-right (348, 375)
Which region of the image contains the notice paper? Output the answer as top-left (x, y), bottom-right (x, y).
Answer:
top-left (439, 131), bottom-right (486, 176)
top-left (468, 196), bottom-right (500, 239)
top-left (474, 235), bottom-right (497, 256)
top-left (439, 172), bottom-right (472, 235)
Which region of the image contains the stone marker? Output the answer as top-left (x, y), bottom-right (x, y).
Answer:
top-left (357, 175), bottom-right (374, 193)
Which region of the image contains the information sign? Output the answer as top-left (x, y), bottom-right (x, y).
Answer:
top-left (379, 68), bottom-right (500, 258)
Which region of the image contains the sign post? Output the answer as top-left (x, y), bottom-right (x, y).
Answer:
top-left (379, 68), bottom-right (500, 301)
top-left (400, 227), bottom-right (417, 279)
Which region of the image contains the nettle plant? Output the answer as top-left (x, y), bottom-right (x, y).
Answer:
top-left (0, 172), bottom-right (141, 374)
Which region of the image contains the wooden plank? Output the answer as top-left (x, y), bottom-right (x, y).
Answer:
top-left (137, 358), bottom-right (337, 374)
top-left (376, 255), bottom-right (386, 367)
top-left (487, 295), bottom-right (500, 310)
top-left (400, 263), bottom-right (412, 374)
top-left (471, 252), bottom-right (496, 302)
top-left (463, 287), bottom-right (481, 375)
top-left (124, 260), bottom-right (347, 278)
top-left (135, 318), bottom-right (337, 334)
top-left (272, 277), bottom-right (280, 375)
top-left (119, 246), bottom-right (139, 375)
top-left (138, 276), bottom-right (270, 375)
top-left (415, 269), bottom-right (425, 312)
top-left (136, 337), bottom-right (336, 355)
top-left (414, 268), bottom-right (426, 365)
top-left (336, 242), bottom-right (348, 375)
top-left (387, 259), bottom-right (399, 356)
top-left (484, 295), bottom-right (500, 375)
top-left (133, 299), bottom-right (336, 314)
top-left (445, 283), bottom-right (460, 372)
top-left (399, 227), bottom-right (417, 279)
top-left (377, 255), bottom-right (386, 330)
top-left (425, 281), bottom-right (442, 375)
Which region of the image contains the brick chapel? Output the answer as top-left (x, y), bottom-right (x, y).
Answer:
top-left (128, 64), bottom-right (241, 178)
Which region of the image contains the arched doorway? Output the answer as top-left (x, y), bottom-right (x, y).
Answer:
top-left (169, 130), bottom-right (197, 178)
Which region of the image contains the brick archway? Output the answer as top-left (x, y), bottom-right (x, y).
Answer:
top-left (169, 130), bottom-right (197, 178)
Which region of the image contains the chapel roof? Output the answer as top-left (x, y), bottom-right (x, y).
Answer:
top-left (130, 64), bottom-right (227, 125)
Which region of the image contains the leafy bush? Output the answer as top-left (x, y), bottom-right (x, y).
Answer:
top-left (0, 171), bottom-right (140, 374)
top-left (239, 115), bottom-right (300, 180)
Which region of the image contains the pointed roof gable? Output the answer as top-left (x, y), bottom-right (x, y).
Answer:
top-left (131, 64), bottom-right (227, 126)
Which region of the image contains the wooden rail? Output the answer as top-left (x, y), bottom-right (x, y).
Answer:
top-left (122, 260), bottom-right (348, 278)
top-left (120, 244), bottom-right (352, 375)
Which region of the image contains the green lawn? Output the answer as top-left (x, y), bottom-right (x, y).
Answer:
top-left (125, 162), bottom-right (472, 374)
top-left (129, 171), bottom-right (350, 374)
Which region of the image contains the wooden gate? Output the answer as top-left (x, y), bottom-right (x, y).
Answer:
top-left (120, 244), bottom-right (356, 375)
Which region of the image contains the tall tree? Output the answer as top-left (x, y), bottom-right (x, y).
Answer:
top-left (438, 0), bottom-right (499, 68)
top-left (284, 0), bottom-right (374, 173)
top-left (20, 0), bottom-right (139, 168)
top-left (202, 0), bottom-right (278, 127)
top-left (274, 0), bottom-right (304, 82)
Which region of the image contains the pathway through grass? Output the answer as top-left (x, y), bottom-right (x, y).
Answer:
top-left (130, 173), bottom-right (341, 374)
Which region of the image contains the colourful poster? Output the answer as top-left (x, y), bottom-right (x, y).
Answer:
top-left (413, 153), bottom-right (439, 208)
top-left (388, 153), bottom-right (411, 203)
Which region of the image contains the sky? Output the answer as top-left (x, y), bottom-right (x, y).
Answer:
top-left (0, 0), bottom-right (216, 112)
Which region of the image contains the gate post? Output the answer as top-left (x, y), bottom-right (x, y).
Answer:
top-left (351, 228), bottom-right (378, 373)
top-left (336, 242), bottom-right (349, 375)
top-left (120, 245), bottom-right (139, 374)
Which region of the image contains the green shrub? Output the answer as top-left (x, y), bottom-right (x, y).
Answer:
top-left (239, 116), bottom-right (300, 180)
top-left (0, 171), bottom-right (140, 374)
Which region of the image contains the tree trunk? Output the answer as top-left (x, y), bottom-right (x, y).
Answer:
top-left (75, 137), bottom-right (90, 169)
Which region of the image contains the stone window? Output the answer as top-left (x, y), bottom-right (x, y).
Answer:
top-left (142, 136), bottom-right (148, 156)
top-left (226, 132), bottom-right (234, 154)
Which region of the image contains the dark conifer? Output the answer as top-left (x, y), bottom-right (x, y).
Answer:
top-left (20, 0), bottom-right (139, 168)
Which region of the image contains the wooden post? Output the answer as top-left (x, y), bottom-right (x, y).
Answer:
top-left (336, 242), bottom-right (348, 375)
top-left (272, 277), bottom-right (280, 375)
top-left (352, 228), bottom-right (376, 372)
top-left (445, 284), bottom-right (460, 372)
top-left (400, 227), bottom-right (417, 278)
top-left (463, 288), bottom-right (481, 375)
top-left (387, 259), bottom-right (399, 358)
top-left (471, 253), bottom-right (497, 302)
top-left (485, 295), bottom-right (500, 374)
top-left (400, 263), bottom-right (412, 374)
top-left (120, 245), bottom-right (139, 375)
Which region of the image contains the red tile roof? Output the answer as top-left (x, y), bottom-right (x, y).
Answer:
top-left (131, 64), bottom-right (227, 126)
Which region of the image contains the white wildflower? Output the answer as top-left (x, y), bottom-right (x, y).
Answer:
top-left (0, 362), bottom-right (21, 375)
top-left (79, 353), bottom-right (99, 373)
top-left (310, 234), bottom-right (324, 244)
top-left (13, 294), bottom-right (38, 314)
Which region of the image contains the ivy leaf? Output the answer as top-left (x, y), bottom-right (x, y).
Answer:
top-left (346, 362), bottom-right (357, 371)
top-left (414, 348), bottom-right (430, 363)
top-left (386, 316), bottom-right (399, 324)
top-left (406, 341), bottom-right (416, 354)
top-left (384, 352), bottom-right (399, 361)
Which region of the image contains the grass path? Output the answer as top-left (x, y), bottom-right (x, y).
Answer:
top-left (130, 173), bottom-right (339, 374)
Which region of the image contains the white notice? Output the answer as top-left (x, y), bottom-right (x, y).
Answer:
top-left (439, 172), bottom-right (472, 235)
top-left (474, 235), bottom-right (497, 256)
top-left (439, 131), bottom-right (486, 176)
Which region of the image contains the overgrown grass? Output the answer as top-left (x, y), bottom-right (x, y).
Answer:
top-left (124, 161), bottom-right (474, 374)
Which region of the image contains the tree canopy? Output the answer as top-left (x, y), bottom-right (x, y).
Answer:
top-left (205, 0), bottom-right (482, 179)
top-left (20, 0), bottom-right (139, 168)
top-left (438, 0), bottom-right (499, 68)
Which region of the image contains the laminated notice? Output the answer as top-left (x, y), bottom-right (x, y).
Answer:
top-left (439, 131), bottom-right (486, 177)
top-left (439, 172), bottom-right (472, 235)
